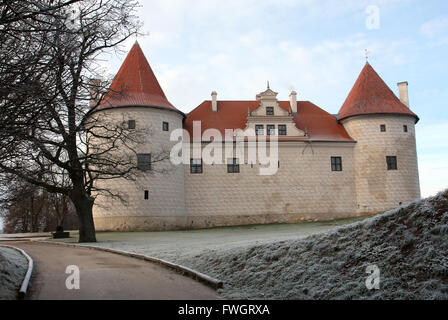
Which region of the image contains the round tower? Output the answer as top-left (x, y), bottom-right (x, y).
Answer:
top-left (339, 63), bottom-right (421, 215)
top-left (92, 42), bottom-right (187, 231)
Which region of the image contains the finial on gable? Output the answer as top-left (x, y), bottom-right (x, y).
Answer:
top-left (258, 83), bottom-right (278, 100)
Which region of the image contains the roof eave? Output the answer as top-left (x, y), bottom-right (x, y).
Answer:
top-left (338, 112), bottom-right (420, 124)
top-left (92, 104), bottom-right (186, 118)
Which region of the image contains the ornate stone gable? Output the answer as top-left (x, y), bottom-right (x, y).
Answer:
top-left (242, 85), bottom-right (306, 137)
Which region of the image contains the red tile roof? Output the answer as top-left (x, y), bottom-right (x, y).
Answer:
top-left (98, 42), bottom-right (182, 114)
top-left (338, 63), bottom-right (418, 122)
top-left (184, 101), bottom-right (354, 142)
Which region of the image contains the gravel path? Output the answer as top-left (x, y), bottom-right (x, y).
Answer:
top-left (11, 242), bottom-right (217, 300)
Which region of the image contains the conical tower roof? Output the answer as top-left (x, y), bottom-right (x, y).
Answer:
top-left (338, 63), bottom-right (418, 122)
top-left (99, 42), bottom-right (181, 113)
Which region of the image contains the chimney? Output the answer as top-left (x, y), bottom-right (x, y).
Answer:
top-left (211, 91), bottom-right (218, 112)
top-left (289, 90), bottom-right (297, 113)
top-left (397, 81), bottom-right (409, 108)
top-left (89, 78), bottom-right (101, 109)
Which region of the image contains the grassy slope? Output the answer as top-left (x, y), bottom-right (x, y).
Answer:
top-left (179, 190), bottom-right (448, 299)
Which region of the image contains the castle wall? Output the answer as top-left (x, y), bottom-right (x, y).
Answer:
top-left (92, 111), bottom-right (421, 232)
top-left (341, 115), bottom-right (421, 214)
top-left (183, 141), bottom-right (358, 229)
top-left (92, 107), bottom-right (187, 231)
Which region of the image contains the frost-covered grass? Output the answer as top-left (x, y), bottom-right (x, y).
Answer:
top-left (49, 216), bottom-right (368, 262)
top-left (176, 191), bottom-right (448, 300)
top-left (0, 247), bottom-right (28, 300)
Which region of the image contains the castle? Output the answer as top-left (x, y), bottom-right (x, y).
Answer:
top-left (92, 42), bottom-right (421, 231)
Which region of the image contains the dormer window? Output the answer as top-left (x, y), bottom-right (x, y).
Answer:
top-left (267, 125), bottom-right (276, 136)
top-left (255, 125), bottom-right (264, 135)
top-left (266, 107), bottom-right (274, 116)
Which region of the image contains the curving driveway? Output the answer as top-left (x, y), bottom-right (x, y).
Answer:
top-left (9, 242), bottom-right (218, 300)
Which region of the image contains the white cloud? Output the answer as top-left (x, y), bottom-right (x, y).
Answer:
top-left (420, 16), bottom-right (448, 38)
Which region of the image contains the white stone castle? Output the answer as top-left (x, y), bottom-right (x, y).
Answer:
top-left (92, 42), bottom-right (421, 231)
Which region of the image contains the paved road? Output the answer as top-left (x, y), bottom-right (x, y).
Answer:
top-left (10, 242), bottom-right (218, 300)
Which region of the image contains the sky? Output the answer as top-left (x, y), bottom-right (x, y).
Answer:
top-left (96, 0), bottom-right (448, 198)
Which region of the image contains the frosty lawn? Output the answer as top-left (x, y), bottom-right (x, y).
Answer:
top-left (49, 216), bottom-right (368, 262)
top-left (0, 247), bottom-right (28, 300)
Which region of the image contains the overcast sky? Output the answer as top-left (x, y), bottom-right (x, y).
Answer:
top-left (94, 0), bottom-right (448, 198)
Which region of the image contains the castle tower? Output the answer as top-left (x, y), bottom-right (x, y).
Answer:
top-left (339, 63), bottom-right (421, 215)
top-left (92, 42), bottom-right (187, 231)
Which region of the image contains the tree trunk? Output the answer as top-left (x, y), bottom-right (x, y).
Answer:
top-left (71, 193), bottom-right (96, 243)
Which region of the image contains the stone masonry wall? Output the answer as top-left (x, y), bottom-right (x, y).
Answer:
top-left (183, 141), bottom-right (358, 229)
top-left (93, 107), bottom-right (187, 231)
top-left (92, 109), bottom-right (420, 231)
top-left (342, 115), bottom-right (421, 214)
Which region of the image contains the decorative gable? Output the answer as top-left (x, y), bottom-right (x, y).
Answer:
top-left (243, 85), bottom-right (305, 137)
top-left (251, 85), bottom-right (289, 117)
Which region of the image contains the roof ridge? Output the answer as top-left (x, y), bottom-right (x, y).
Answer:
top-left (184, 100), bottom-right (354, 142)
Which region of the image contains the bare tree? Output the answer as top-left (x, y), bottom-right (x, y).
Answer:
top-left (0, 0), bottom-right (149, 242)
top-left (0, 0), bottom-right (81, 25)
top-left (0, 177), bottom-right (78, 234)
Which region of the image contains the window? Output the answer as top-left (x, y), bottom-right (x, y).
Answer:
top-left (190, 159), bottom-right (203, 174)
top-left (128, 120), bottom-right (136, 129)
top-left (403, 125), bottom-right (408, 133)
top-left (137, 154), bottom-right (151, 171)
top-left (144, 190), bottom-right (149, 200)
top-left (278, 125), bottom-right (287, 136)
top-left (387, 156), bottom-right (397, 170)
top-left (227, 158), bottom-right (240, 173)
top-left (267, 125), bottom-right (276, 136)
top-left (331, 157), bottom-right (342, 171)
top-left (163, 122), bottom-right (169, 132)
top-left (380, 125), bottom-right (386, 132)
top-left (255, 125), bottom-right (264, 135)
top-left (266, 107), bottom-right (274, 116)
